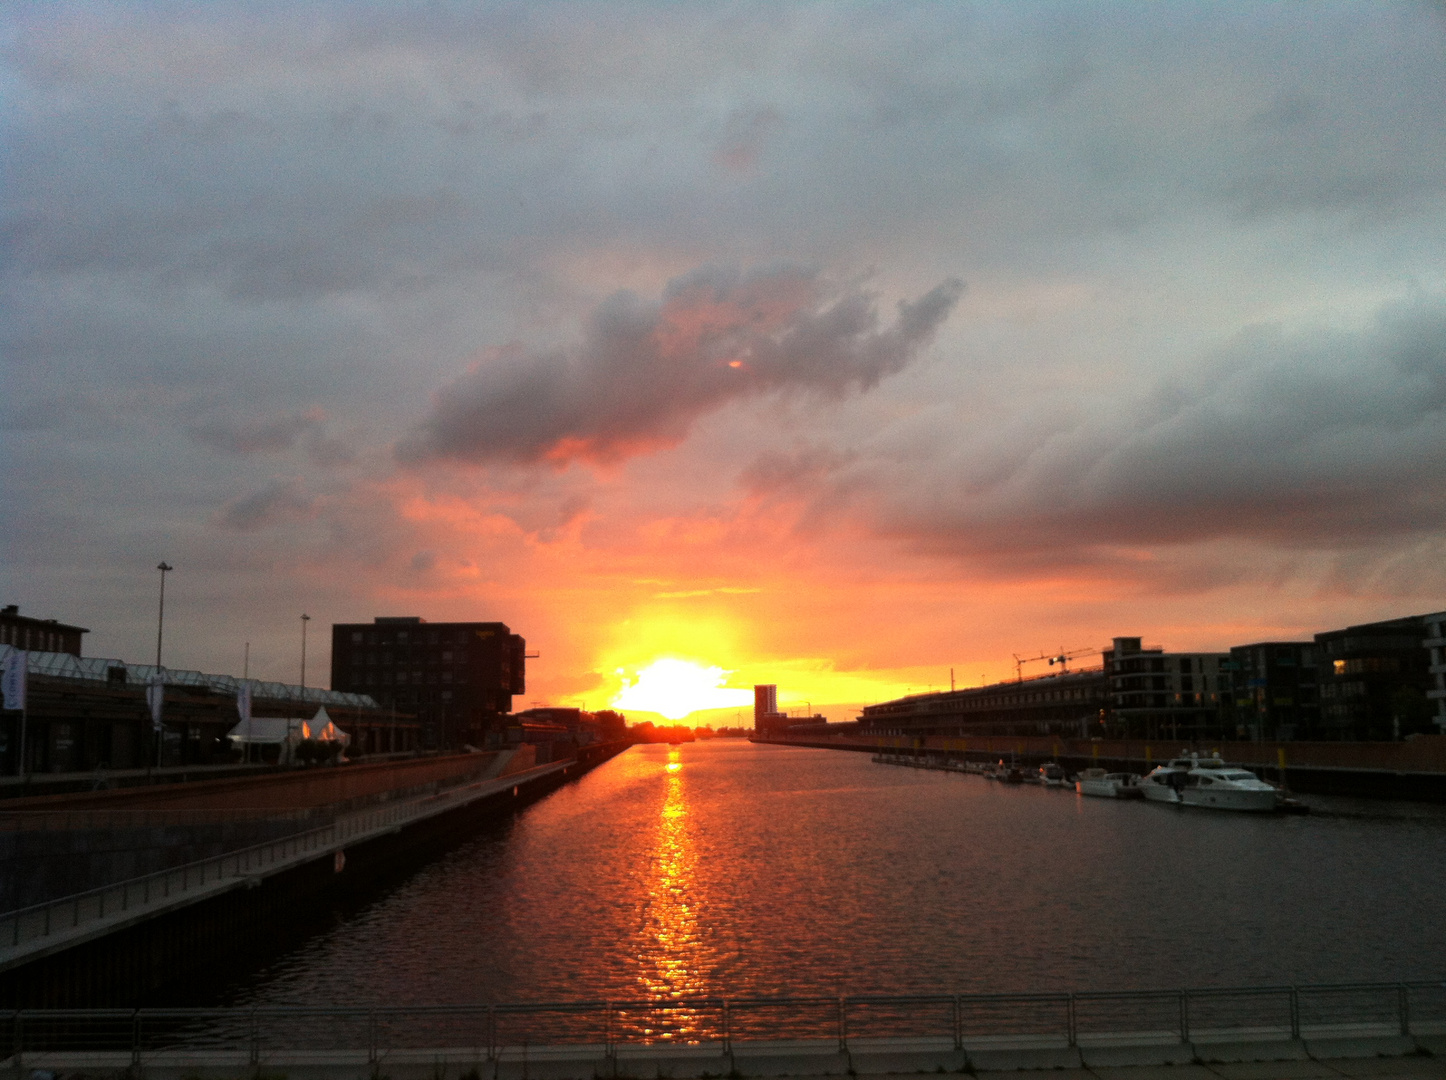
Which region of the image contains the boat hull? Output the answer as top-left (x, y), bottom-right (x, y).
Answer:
top-left (1180, 787), bottom-right (1279, 812)
top-left (1077, 777), bottom-right (1141, 798)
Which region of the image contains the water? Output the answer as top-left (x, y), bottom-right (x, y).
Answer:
top-left (221, 741), bottom-right (1446, 1006)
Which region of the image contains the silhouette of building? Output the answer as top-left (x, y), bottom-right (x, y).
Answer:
top-left (1425, 612), bottom-right (1446, 734)
top-left (1315, 615), bottom-right (1436, 740)
top-left (1222, 641), bottom-right (1320, 741)
top-left (330, 617), bottom-right (525, 751)
top-left (0, 605), bottom-right (87, 656)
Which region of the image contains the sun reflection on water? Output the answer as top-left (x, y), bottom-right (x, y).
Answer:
top-left (635, 747), bottom-right (711, 1039)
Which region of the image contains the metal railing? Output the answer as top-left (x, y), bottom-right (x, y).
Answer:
top-left (3, 982), bottom-right (1443, 1066)
top-left (0, 762), bottom-right (567, 961)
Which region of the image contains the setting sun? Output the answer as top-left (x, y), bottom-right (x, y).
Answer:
top-left (611, 659), bottom-right (754, 720)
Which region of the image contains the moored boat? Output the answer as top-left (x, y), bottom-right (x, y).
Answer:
top-left (1075, 767), bottom-right (1143, 798)
top-left (1140, 752), bottom-right (1280, 812)
top-left (1038, 761), bottom-right (1071, 788)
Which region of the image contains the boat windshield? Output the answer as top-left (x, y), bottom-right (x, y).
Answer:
top-left (1222, 772), bottom-right (1258, 781)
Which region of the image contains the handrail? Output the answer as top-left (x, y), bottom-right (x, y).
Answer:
top-left (1, 980), bottom-right (1441, 1063)
top-left (0, 762), bottom-right (569, 959)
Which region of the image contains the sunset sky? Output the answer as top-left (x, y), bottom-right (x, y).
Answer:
top-left (4, 2), bottom-right (1445, 723)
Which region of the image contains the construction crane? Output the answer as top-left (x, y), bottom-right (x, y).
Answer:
top-left (1012, 646), bottom-right (1097, 683)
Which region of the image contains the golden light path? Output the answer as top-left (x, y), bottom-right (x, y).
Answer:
top-left (633, 748), bottom-right (711, 1038)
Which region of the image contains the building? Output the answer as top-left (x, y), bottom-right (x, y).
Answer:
top-left (859, 667), bottom-right (1108, 738)
top-left (1424, 612), bottom-right (1446, 734)
top-left (1315, 615), bottom-right (1436, 740)
top-left (1102, 637), bottom-right (1228, 739)
top-left (1222, 641), bottom-right (1320, 741)
top-left (330, 617), bottom-right (526, 751)
top-left (752, 684), bottom-right (793, 736)
top-left (0, 605), bottom-right (87, 656)
top-left (0, 644), bottom-right (398, 775)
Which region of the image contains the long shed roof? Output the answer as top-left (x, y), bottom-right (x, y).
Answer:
top-left (0, 643), bottom-right (380, 711)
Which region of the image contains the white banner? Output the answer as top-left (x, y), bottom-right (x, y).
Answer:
top-left (1, 650), bottom-right (25, 711)
top-left (146, 673), bottom-right (165, 731)
top-left (237, 681), bottom-right (252, 726)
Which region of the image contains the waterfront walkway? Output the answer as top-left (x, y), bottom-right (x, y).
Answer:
top-left (0, 755), bottom-right (573, 974)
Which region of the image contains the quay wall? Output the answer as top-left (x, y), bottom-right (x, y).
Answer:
top-left (0, 751), bottom-right (545, 913)
top-left (0, 741), bottom-right (628, 1008)
top-left (4, 752), bottom-right (511, 812)
top-left (758, 734), bottom-right (1446, 800)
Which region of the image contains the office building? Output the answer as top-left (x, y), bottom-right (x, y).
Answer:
top-left (330, 617), bottom-right (526, 750)
top-left (1315, 615), bottom-right (1436, 740)
top-left (1223, 641), bottom-right (1320, 741)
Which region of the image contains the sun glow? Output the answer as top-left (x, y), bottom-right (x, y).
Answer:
top-left (611, 658), bottom-right (754, 720)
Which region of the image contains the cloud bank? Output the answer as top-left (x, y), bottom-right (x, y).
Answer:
top-left (750, 296), bottom-right (1446, 570)
top-left (399, 267), bottom-right (963, 468)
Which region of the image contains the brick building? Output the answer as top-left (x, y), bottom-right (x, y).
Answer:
top-left (330, 617), bottom-right (526, 750)
top-left (0, 605), bottom-right (87, 656)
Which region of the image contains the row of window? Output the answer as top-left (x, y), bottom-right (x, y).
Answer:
top-left (1331, 657), bottom-right (1402, 676)
top-left (351, 650), bottom-right (471, 666)
top-left (352, 670), bottom-right (474, 687)
top-left (0, 625), bottom-right (74, 652)
top-left (347, 629), bottom-right (501, 646)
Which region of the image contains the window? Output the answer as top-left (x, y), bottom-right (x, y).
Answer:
top-left (1333, 657), bottom-right (1401, 676)
top-left (351, 631), bottom-right (363, 644)
top-left (1179, 658), bottom-right (1193, 673)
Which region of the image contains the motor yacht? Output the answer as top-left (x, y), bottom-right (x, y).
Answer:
top-left (1140, 752), bottom-right (1280, 812)
top-left (1038, 761), bottom-right (1071, 788)
top-left (1075, 767), bottom-right (1142, 798)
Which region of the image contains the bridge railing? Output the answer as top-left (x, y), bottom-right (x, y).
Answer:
top-left (3, 981), bottom-right (1443, 1064)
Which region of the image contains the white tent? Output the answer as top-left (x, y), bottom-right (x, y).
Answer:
top-left (306, 706), bottom-right (351, 748)
top-left (226, 708), bottom-right (351, 765)
top-left (226, 716), bottom-right (305, 763)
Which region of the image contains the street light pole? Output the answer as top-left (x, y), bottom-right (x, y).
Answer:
top-left (300, 614), bottom-right (311, 707)
top-left (154, 562), bottom-right (172, 769)
top-left (155, 562), bottom-right (172, 669)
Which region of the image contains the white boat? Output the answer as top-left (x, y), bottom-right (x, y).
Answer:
top-left (1038, 762), bottom-right (1071, 788)
top-left (1140, 753), bottom-right (1280, 812)
top-left (1075, 767), bottom-right (1142, 798)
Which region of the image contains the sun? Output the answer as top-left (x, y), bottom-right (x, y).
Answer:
top-left (611, 659), bottom-right (754, 720)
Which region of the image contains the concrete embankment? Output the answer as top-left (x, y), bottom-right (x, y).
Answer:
top-left (0, 752), bottom-right (530, 910)
top-left (759, 734), bottom-right (1446, 801)
top-left (0, 741), bottom-right (629, 1007)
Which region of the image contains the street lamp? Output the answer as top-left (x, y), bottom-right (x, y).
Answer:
top-left (300, 613), bottom-right (311, 696)
top-left (153, 562), bottom-right (173, 768)
top-left (155, 562), bottom-right (173, 669)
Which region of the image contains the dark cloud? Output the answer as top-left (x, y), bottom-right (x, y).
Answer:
top-left (191, 410), bottom-right (354, 466)
top-left (192, 411), bottom-right (324, 454)
top-left (762, 296), bottom-right (1446, 567)
top-left (399, 267), bottom-right (963, 467)
top-left (217, 479), bottom-right (314, 532)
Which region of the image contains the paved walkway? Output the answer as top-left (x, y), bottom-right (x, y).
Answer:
top-left (965, 1059), bottom-right (1446, 1080)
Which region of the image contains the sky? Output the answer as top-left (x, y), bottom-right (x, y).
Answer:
top-left (3, 1), bottom-right (1446, 723)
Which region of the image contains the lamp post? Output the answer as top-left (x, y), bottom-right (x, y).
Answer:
top-left (154, 562), bottom-right (172, 768)
top-left (155, 562), bottom-right (172, 669)
top-left (300, 613), bottom-right (311, 707)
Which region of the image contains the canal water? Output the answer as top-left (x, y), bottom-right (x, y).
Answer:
top-left (219, 741), bottom-right (1446, 1005)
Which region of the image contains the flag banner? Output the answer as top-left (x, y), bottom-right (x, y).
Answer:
top-left (147, 674), bottom-right (165, 731)
top-left (1, 650), bottom-right (26, 711)
top-left (237, 681), bottom-right (252, 726)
